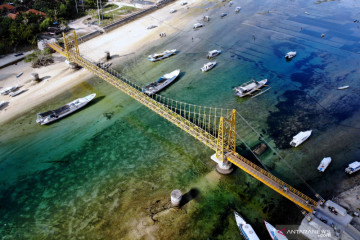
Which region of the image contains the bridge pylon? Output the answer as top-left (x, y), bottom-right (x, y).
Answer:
top-left (212, 109), bottom-right (236, 174)
top-left (62, 31), bottom-right (80, 62)
top-left (216, 109), bottom-right (236, 161)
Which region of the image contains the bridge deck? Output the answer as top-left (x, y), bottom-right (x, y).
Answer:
top-left (227, 153), bottom-right (317, 212)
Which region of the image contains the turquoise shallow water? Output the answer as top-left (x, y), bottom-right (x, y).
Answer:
top-left (1, 0), bottom-right (360, 239)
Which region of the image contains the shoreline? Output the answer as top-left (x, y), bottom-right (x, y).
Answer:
top-left (0, 0), bottom-right (201, 125)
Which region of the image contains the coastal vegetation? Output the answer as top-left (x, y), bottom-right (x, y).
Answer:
top-left (88, 5), bottom-right (139, 26)
top-left (0, 0), bottom-right (108, 54)
top-left (24, 49), bottom-right (54, 68)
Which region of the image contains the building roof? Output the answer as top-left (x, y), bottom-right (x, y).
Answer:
top-left (0, 4), bottom-right (15, 10)
top-left (26, 9), bottom-right (46, 16)
top-left (7, 13), bottom-right (18, 20)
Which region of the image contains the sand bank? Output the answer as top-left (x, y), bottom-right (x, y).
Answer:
top-left (0, 0), bottom-right (202, 125)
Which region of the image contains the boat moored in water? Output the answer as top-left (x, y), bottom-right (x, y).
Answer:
top-left (285, 51), bottom-right (297, 59)
top-left (142, 69), bottom-right (180, 95)
top-left (265, 221), bottom-right (288, 240)
top-left (234, 211), bottom-right (260, 240)
top-left (234, 79), bottom-right (268, 97)
top-left (290, 130), bottom-right (312, 147)
top-left (207, 50), bottom-right (221, 58)
top-left (338, 86), bottom-right (349, 90)
top-left (345, 161), bottom-right (360, 175)
top-left (221, 13), bottom-right (228, 18)
top-left (201, 61), bottom-right (216, 72)
top-left (317, 157), bottom-right (332, 172)
top-left (148, 49), bottom-right (176, 62)
top-left (36, 93), bottom-right (96, 125)
top-left (193, 23), bottom-right (204, 29)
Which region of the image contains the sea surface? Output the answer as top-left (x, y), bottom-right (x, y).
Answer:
top-left (1, 0), bottom-right (360, 239)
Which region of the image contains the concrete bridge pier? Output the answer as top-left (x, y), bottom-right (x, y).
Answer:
top-left (171, 189), bottom-right (182, 207)
top-left (105, 51), bottom-right (111, 60)
top-left (65, 60), bottom-right (79, 69)
top-left (211, 154), bottom-right (233, 174)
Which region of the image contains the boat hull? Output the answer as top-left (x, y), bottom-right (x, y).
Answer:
top-left (290, 130), bottom-right (312, 147)
top-left (265, 221), bottom-right (288, 240)
top-left (235, 79), bottom-right (268, 97)
top-left (201, 62), bottom-right (216, 72)
top-left (234, 211), bottom-right (260, 240)
top-left (148, 49), bottom-right (176, 62)
top-left (36, 93), bottom-right (96, 125)
top-left (317, 157), bottom-right (332, 172)
top-left (143, 70), bottom-right (180, 95)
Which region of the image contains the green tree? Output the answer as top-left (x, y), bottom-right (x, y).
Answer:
top-left (40, 18), bottom-right (51, 31)
top-left (59, 3), bottom-right (67, 17)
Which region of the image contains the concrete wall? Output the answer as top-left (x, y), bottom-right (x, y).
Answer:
top-left (77, 30), bottom-right (103, 43)
top-left (103, 0), bottom-right (176, 32)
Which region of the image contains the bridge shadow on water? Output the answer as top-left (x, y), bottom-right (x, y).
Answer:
top-left (180, 188), bottom-right (200, 207)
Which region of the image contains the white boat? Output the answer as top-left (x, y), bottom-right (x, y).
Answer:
top-left (0, 101), bottom-right (7, 109)
top-left (345, 161), bottom-right (360, 175)
top-left (229, 1), bottom-right (233, 6)
top-left (146, 25), bottom-right (157, 30)
top-left (234, 211), bottom-right (260, 240)
top-left (142, 69), bottom-right (180, 95)
top-left (290, 130), bottom-right (312, 147)
top-left (338, 86), bottom-right (349, 90)
top-left (207, 50), bottom-right (221, 58)
top-left (234, 79), bottom-right (268, 97)
top-left (16, 72), bottom-right (23, 78)
top-left (10, 89), bottom-right (26, 97)
top-left (180, 1), bottom-right (187, 6)
top-left (193, 23), bottom-right (204, 29)
top-left (1, 85), bottom-right (19, 95)
top-left (170, 9), bottom-right (177, 13)
top-left (265, 221), bottom-right (288, 240)
top-left (285, 51), bottom-right (296, 59)
top-left (148, 49), bottom-right (176, 62)
top-left (317, 157), bottom-right (332, 172)
top-left (235, 7), bottom-right (241, 13)
top-left (36, 93), bottom-right (96, 125)
top-left (201, 61), bottom-right (216, 72)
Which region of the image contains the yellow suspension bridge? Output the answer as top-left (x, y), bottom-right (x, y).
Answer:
top-left (49, 31), bottom-right (319, 213)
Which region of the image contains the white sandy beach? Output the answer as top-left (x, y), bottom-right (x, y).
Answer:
top-left (0, 0), bottom-right (202, 125)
